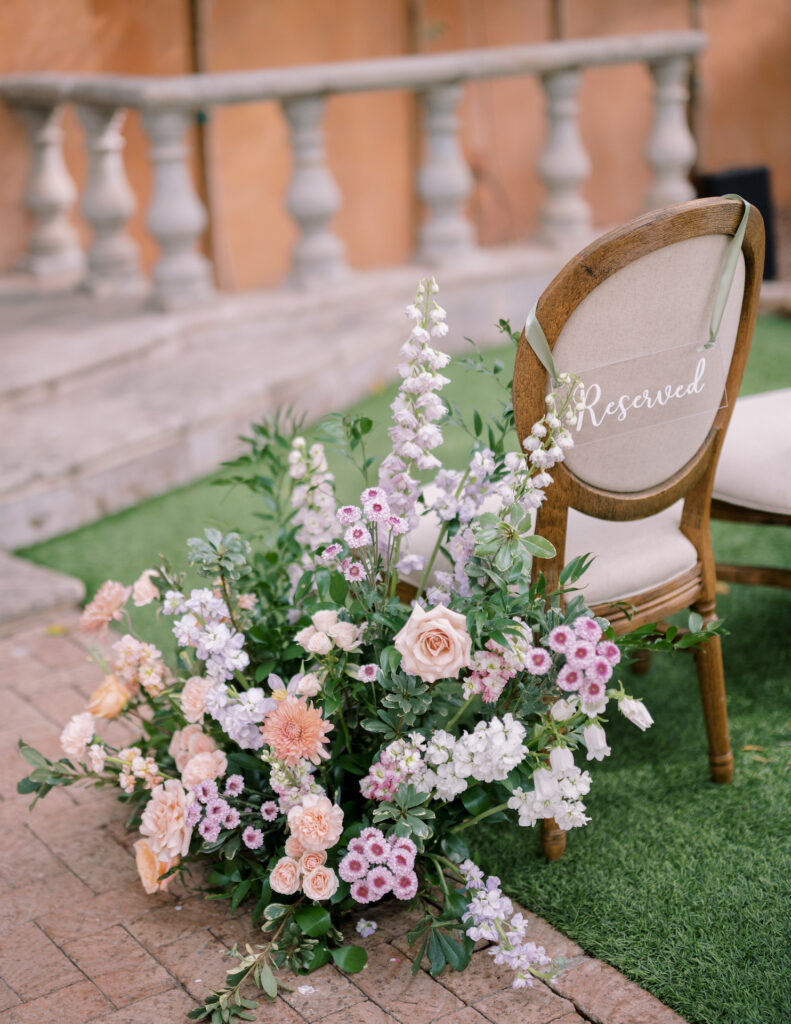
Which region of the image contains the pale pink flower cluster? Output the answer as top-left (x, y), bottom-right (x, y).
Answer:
top-left (378, 278), bottom-right (450, 531)
top-left (193, 787), bottom-right (242, 844)
top-left (288, 437), bottom-right (337, 552)
top-left (507, 746), bottom-right (591, 832)
top-left (459, 859), bottom-right (551, 989)
top-left (112, 634), bottom-right (167, 697)
top-left (462, 619), bottom-right (534, 703)
top-left (117, 746), bottom-right (162, 793)
top-left (60, 712), bottom-right (95, 759)
top-left (339, 828), bottom-right (418, 903)
top-left (168, 724), bottom-right (227, 790)
top-left (324, 487), bottom-right (409, 585)
top-left (79, 580), bottom-right (130, 634)
top-left (269, 758), bottom-right (324, 814)
top-left (294, 608), bottom-right (362, 656)
top-left (542, 615), bottom-right (621, 715)
top-left (359, 734), bottom-right (427, 802)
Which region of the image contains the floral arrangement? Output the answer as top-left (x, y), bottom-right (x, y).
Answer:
top-left (18, 279), bottom-right (717, 1022)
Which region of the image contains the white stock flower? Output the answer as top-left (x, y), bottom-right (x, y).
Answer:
top-left (60, 712), bottom-right (95, 759)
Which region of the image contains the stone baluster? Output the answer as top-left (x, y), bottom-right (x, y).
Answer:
top-left (283, 95), bottom-right (347, 287)
top-left (78, 105), bottom-right (143, 295)
top-left (537, 69), bottom-right (592, 246)
top-left (142, 109), bottom-right (213, 309)
top-left (416, 83), bottom-right (475, 264)
top-left (16, 103), bottom-right (84, 279)
top-left (645, 57), bottom-right (696, 210)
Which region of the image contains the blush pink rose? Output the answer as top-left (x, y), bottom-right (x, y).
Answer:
top-left (180, 677), bottom-right (214, 724)
top-left (284, 835), bottom-right (305, 859)
top-left (169, 724), bottom-right (216, 772)
top-left (287, 793), bottom-right (344, 852)
top-left (270, 856), bottom-right (301, 895)
top-left (393, 604), bottom-right (471, 683)
top-left (302, 865), bottom-right (339, 901)
top-left (306, 631), bottom-right (333, 656)
top-left (181, 749), bottom-right (228, 789)
top-left (327, 621), bottom-right (361, 651)
top-left (139, 780), bottom-right (193, 861)
top-left (296, 672), bottom-right (322, 698)
top-left (134, 838), bottom-right (177, 895)
top-left (299, 849), bottom-right (327, 874)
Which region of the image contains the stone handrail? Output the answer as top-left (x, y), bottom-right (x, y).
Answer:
top-left (0, 30), bottom-right (705, 308)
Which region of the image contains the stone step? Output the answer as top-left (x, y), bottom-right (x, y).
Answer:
top-left (1, 244), bottom-right (572, 549)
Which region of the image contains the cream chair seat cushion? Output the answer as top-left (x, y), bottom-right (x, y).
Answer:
top-left (712, 389), bottom-right (791, 516)
top-left (402, 493), bottom-right (698, 608)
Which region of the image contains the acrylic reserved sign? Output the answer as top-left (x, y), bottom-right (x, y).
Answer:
top-left (566, 340), bottom-right (728, 446)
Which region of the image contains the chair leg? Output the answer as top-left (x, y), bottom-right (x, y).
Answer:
top-left (630, 648), bottom-right (652, 675)
top-left (692, 629), bottom-right (734, 784)
top-left (541, 817), bottom-right (566, 860)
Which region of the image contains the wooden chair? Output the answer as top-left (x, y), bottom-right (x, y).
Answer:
top-left (710, 389), bottom-right (791, 589)
top-left (511, 197), bottom-right (764, 860)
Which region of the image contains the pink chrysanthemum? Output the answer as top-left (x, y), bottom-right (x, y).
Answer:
top-left (194, 779), bottom-right (218, 804)
top-left (343, 561), bottom-right (366, 583)
top-left (360, 487), bottom-right (387, 504)
top-left (368, 865), bottom-right (394, 897)
top-left (320, 543), bottom-right (343, 565)
top-left (260, 696), bottom-right (333, 767)
top-left (389, 847), bottom-right (415, 873)
top-left (357, 664), bottom-right (379, 683)
top-left (337, 506), bottom-right (362, 526)
top-left (224, 775), bottom-right (244, 797)
top-left (364, 498), bottom-right (390, 523)
top-left (386, 515), bottom-right (408, 535)
top-left (80, 581), bottom-right (131, 634)
top-left (199, 818), bottom-right (220, 843)
top-left (242, 826), bottom-right (264, 850)
top-left (573, 615), bottom-right (603, 644)
top-left (586, 657), bottom-right (613, 683)
top-left (565, 640), bottom-right (596, 669)
top-left (526, 648), bottom-right (552, 676)
top-left (392, 836), bottom-right (416, 857)
top-left (223, 808), bottom-right (241, 830)
top-left (260, 801), bottom-right (278, 822)
top-left (345, 524), bottom-right (373, 549)
top-left (547, 626), bottom-right (574, 653)
top-left (393, 871), bottom-right (419, 901)
top-left (581, 676), bottom-right (606, 703)
top-left (339, 851), bottom-right (369, 882)
top-left (364, 836), bottom-right (390, 864)
top-left (557, 664), bottom-right (583, 692)
top-left (350, 879), bottom-right (375, 904)
top-left (348, 837), bottom-right (368, 856)
top-left (596, 640), bottom-right (621, 666)
top-left (360, 826), bottom-right (384, 842)
top-left (205, 798), bottom-right (229, 820)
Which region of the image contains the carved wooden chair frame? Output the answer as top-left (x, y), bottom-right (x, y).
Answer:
top-left (512, 197), bottom-right (765, 859)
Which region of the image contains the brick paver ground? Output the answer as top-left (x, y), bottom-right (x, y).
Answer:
top-left (0, 612), bottom-right (689, 1024)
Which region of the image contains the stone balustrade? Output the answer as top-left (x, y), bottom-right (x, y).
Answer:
top-left (0, 30), bottom-right (704, 310)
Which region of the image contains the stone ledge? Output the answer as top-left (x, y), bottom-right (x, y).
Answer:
top-left (0, 551), bottom-right (84, 632)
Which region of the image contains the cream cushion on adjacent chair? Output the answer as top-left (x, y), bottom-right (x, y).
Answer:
top-left (712, 389), bottom-right (791, 516)
top-left (402, 493), bottom-right (697, 609)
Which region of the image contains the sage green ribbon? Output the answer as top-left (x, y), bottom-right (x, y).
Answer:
top-left (523, 194), bottom-right (751, 374)
top-left (702, 193), bottom-right (750, 350)
top-left (523, 302), bottom-right (561, 383)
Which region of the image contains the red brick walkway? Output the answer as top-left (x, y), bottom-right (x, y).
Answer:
top-left (0, 613), bottom-right (688, 1024)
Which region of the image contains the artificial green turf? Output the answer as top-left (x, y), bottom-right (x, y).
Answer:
top-left (16, 313), bottom-right (791, 1022)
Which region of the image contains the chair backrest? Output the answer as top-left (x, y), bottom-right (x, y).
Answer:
top-left (513, 198), bottom-right (764, 582)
